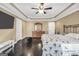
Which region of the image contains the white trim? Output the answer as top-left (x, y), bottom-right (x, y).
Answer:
top-left (55, 4), bottom-right (79, 21)
top-left (15, 18), bottom-right (22, 41)
top-left (0, 40), bottom-right (14, 53)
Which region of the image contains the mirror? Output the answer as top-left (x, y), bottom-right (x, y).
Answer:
top-left (34, 23), bottom-right (42, 31)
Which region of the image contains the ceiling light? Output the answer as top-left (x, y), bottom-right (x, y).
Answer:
top-left (39, 10), bottom-right (44, 13)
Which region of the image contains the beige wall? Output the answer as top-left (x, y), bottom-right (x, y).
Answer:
top-left (22, 21), bottom-right (48, 38)
top-left (0, 20), bottom-right (16, 43)
top-left (56, 11), bottom-right (79, 34)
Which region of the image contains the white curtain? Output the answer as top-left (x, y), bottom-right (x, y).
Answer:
top-left (48, 22), bottom-right (55, 34)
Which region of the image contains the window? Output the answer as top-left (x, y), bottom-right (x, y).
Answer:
top-left (48, 22), bottom-right (55, 34)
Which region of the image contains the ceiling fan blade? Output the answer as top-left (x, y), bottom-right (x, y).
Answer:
top-left (40, 3), bottom-right (44, 6)
top-left (31, 8), bottom-right (38, 10)
top-left (44, 7), bottom-right (52, 10)
top-left (44, 11), bottom-right (46, 14)
top-left (36, 12), bottom-right (39, 14)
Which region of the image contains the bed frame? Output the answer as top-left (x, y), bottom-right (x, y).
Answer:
top-left (63, 24), bottom-right (79, 34)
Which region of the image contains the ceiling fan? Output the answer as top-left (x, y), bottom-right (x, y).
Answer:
top-left (31, 3), bottom-right (52, 14)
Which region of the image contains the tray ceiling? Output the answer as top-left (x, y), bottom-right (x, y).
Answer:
top-left (0, 3), bottom-right (79, 21)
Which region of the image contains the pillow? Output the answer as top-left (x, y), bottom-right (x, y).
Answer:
top-left (62, 35), bottom-right (79, 44)
top-left (65, 33), bottom-right (79, 39)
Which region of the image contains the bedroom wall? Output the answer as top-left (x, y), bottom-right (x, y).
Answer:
top-left (55, 11), bottom-right (79, 34)
top-left (22, 21), bottom-right (48, 38)
top-left (0, 20), bottom-right (16, 43)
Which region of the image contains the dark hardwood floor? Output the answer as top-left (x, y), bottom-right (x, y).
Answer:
top-left (8, 38), bottom-right (42, 56)
top-left (23, 39), bottom-right (42, 56)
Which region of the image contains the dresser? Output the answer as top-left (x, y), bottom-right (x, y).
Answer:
top-left (32, 31), bottom-right (45, 38)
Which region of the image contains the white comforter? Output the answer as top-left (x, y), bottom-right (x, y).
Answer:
top-left (41, 33), bottom-right (79, 56)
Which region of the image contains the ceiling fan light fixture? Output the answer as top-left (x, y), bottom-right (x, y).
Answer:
top-left (31, 3), bottom-right (52, 14)
top-left (39, 10), bottom-right (44, 13)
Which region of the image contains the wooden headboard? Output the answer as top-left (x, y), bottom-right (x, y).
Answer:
top-left (63, 24), bottom-right (79, 34)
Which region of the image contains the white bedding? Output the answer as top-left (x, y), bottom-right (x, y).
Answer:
top-left (65, 33), bottom-right (79, 40)
top-left (41, 33), bottom-right (79, 56)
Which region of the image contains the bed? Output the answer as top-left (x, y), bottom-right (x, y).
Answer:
top-left (41, 24), bottom-right (79, 56)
